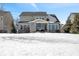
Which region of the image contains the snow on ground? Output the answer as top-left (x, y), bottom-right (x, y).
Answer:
top-left (0, 33), bottom-right (79, 56)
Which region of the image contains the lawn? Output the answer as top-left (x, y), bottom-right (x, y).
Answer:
top-left (0, 33), bottom-right (79, 56)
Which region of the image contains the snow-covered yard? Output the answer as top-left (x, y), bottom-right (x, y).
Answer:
top-left (0, 33), bottom-right (79, 56)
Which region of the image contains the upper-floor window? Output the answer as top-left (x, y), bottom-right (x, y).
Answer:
top-left (42, 18), bottom-right (44, 19)
top-left (36, 18), bottom-right (38, 19)
top-left (46, 18), bottom-right (49, 21)
top-left (0, 16), bottom-right (3, 20)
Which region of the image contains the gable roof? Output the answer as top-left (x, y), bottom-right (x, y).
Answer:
top-left (20, 12), bottom-right (47, 16)
top-left (49, 14), bottom-right (60, 22)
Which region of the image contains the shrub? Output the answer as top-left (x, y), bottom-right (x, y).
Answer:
top-left (11, 22), bottom-right (17, 33)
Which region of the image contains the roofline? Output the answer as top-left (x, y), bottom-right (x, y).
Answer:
top-left (68, 12), bottom-right (79, 19)
top-left (70, 12), bottom-right (79, 15)
top-left (19, 11), bottom-right (47, 16)
top-left (0, 10), bottom-right (10, 13)
top-left (49, 14), bottom-right (60, 22)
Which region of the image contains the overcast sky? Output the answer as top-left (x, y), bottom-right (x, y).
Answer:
top-left (2, 3), bottom-right (79, 24)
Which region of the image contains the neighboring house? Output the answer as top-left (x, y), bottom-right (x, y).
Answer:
top-left (17, 12), bottom-right (60, 33)
top-left (67, 13), bottom-right (79, 23)
top-left (0, 10), bottom-right (14, 33)
top-left (63, 13), bottom-right (79, 33)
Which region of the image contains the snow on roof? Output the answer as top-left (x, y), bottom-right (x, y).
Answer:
top-left (29, 19), bottom-right (48, 23)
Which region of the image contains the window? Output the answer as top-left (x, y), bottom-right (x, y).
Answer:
top-left (36, 23), bottom-right (47, 31)
top-left (36, 23), bottom-right (41, 31)
top-left (46, 18), bottom-right (49, 21)
top-left (24, 25), bottom-right (26, 28)
top-left (42, 18), bottom-right (44, 19)
top-left (20, 25), bottom-right (22, 29)
top-left (36, 18), bottom-right (38, 19)
top-left (36, 23), bottom-right (41, 28)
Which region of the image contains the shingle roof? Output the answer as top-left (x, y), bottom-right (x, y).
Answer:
top-left (0, 10), bottom-right (10, 16)
top-left (69, 13), bottom-right (79, 18)
top-left (71, 13), bottom-right (79, 14)
top-left (50, 14), bottom-right (60, 22)
top-left (20, 12), bottom-right (47, 16)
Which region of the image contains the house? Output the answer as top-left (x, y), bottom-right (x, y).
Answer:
top-left (63, 13), bottom-right (79, 33)
top-left (0, 10), bottom-right (14, 33)
top-left (67, 13), bottom-right (79, 23)
top-left (16, 12), bottom-right (60, 33)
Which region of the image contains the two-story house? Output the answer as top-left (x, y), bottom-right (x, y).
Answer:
top-left (17, 12), bottom-right (60, 33)
top-left (0, 10), bottom-right (14, 33)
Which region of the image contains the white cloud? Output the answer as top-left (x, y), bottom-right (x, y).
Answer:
top-left (30, 3), bottom-right (39, 11)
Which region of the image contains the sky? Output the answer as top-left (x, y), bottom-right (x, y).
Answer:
top-left (1, 3), bottom-right (79, 24)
